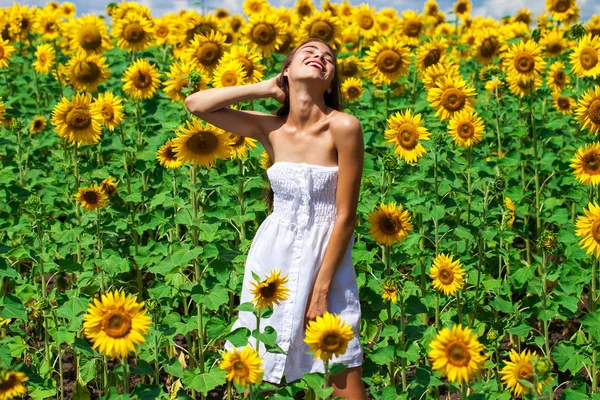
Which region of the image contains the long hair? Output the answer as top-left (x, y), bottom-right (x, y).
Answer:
top-left (262, 38), bottom-right (343, 212)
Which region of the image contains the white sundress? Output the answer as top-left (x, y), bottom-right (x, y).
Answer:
top-left (224, 161), bottom-right (364, 384)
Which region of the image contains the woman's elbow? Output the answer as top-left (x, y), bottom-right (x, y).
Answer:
top-left (184, 94), bottom-right (203, 114)
top-left (336, 214), bottom-right (357, 230)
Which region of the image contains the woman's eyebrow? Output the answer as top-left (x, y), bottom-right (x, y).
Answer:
top-left (302, 44), bottom-right (335, 60)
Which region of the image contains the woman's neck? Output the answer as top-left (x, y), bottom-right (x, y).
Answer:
top-left (287, 83), bottom-right (330, 132)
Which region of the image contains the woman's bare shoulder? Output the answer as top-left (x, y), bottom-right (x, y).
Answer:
top-left (329, 110), bottom-right (362, 134)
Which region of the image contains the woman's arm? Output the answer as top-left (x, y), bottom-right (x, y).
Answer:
top-left (184, 74), bottom-right (285, 142)
top-left (304, 114), bottom-right (364, 323)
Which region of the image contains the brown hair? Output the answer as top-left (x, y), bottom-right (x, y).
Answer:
top-left (262, 38), bottom-right (343, 213)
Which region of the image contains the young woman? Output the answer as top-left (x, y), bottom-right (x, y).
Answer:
top-left (185, 38), bottom-right (367, 399)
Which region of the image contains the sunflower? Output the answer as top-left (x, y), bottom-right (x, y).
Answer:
top-left (108, 2), bottom-right (151, 20)
top-left (157, 139), bottom-right (182, 169)
top-left (100, 177), bottom-right (118, 196)
top-left (259, 150), bottom-right (273, 170)
top-left (51, 93), bottom-right (103, 146)
top-left (428, 325), bottom-right (486, 383)
top-left (273, 6), bottom-right (300, 31)
top-left (172, 119), bottom-right (232, 168)
top-left (33, 8), bottom-right (61, 40)
top-left (553, 93), bottom-right (576, 115)
top-left (92, 92), bottom-right (124, 132)
top-left (214, 8), bottom-right (230, 20)
top-left (500, 349), bottom-right (552, 397)
top-left (570, 143), bottom-right (600, 186)
top-left (454, 0), bottom-right (471, 20)
top-left (32, 43), bottom-right (55, 75)
top-left (164, 60), bottom-right (208, 102)
top-left (376, 14), bottom-right (396, 37)
top-left (381, 276), bottom-right (401, 302)
top-left (67, 15), bottom-right (112, 54)
top-left (122, 59), bottom-right (161, 100)
top-left (424, 0), bottom-right (439, 17)
top-left (570, 34), bottom-right (600, 79)
top-left (350, 4), bottom-right (379, 41)
top-left (243, 0), bottom-right (270, 17)
top-left (0, 40), bottom-right (15, 69)
top-left (338, 56), bottom-right (362, 81)
top-left (421, 63), bottom-right (460, 90)
top-left (0, 370), bottom-right (28, 399)
top-left (29, 116), bottom-right (46, 134)
top-left (546, 61), bottom-right (569, 93)
top-left (512, 8), bottom-right (533, 25)
top-left (502, 40), bottom-right (545, 83)
top-left (249, 268), bottom-right (290, 309)
top-left (220, 46), bottom-right (266, 84)
top-left (340, 77), bottom-right (364, 102)
top-left (83, 290), bottom-right (151, 359)
top-left (575, 202), bottom-right (600, 257)
top-left (183, 30), bottom-right (229, 73)
top-left (504, 197), bottom-right (516, 228)
top-left (212, 60), bottom-right (247, 88)
top-left (539, 29), bottom-right (569, 57)
top-left (220, 346), bottom-right (264, 387)
top-left (429, 253), bottom-right (465, 296)
top-left (484, 77), bottom-right (504, 97)
top-left (398, 11), bottom-right (424, 39)
top-left (60, 2), bottom-right (76, 19)
top-left (66, 51), bottom-right (110, 93)
top-left (385, 109), bottom-right (430, 163)
top-left (112, 13), bottom-right (154, 52)
top-left (298, 11), bottom-right (342, 49)
top-left (363, 38), bottom-right (410, 86)
top-left (427, 75), bottom-right (477, 121)
top-left (367, 202), bottom-right (414, 246)
top-left (416, 38), bottom-right (449, 72)
top-left (153, 17), bottom-right (174, 47)
top-left (229, 134), bottom-right (258, 160)
top-left (8, 4), bottom-right (35, 41)
top-left (576, 86), bottom-right (600, 136)
top-left (448, 110), bottom-right (485, 148)
top-left (506, 73), bottom-right (542, 98)
top-left (0, 318), bottom-right (10, 327)
top-left (304, 312), bottom-right (354, 362)
top-left (241, 13), bottom-right (286, 58)
top-left (473, 28), bottom-right (503, 65)
top-left (341, 27), bottom-right (361, 53)
top-left (546, 0), bottom-right (576, 22)
top-left (74, 186), bottom-right (108, 211)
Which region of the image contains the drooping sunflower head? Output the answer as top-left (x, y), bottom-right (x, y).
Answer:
top-left (172, 119), bottom-right (232, 169)
top-left (157, 139), bottom-right (182, 169)
top-left (83, 290), bottom-right (152, 359)
top-left (570, 33), bottom-right (600, 79)
top-left (504, 197), bottom-right (516, 228)
top-left (367, 202), bottom-right (414, 246)
top-left (29, 116), bottom-right (47, 134)
top-left (575, 201), bottom-right (600, 257)
top-left (66, 51), bottom-right (110, 93)
top-left (228, 133), bottom-right (258, 160)
top-left (428, 324), bottom-right (487, 383)
top-left (68, 15), bottom-right (112, 54)
top-left (259, 150), bottom-right (273, 170)
top-left (241, 13), bottom-right (286, 58)
top-left (112, 13), bottom-right (155, 52)
top-left (363, 38), bottom-right (411, 86)
top-left (249, 268), bottom-right (290, 309)
top-left (429, 253), bottom-right (465, 296)
top-left (576, 86), bottom-right (600, 136)
top-left (384, 108), bottom-right (431, 164)
top-left (447, 109), bottom-right (485, 148)
top-left (571, 142), bottom-right (600, 186)
top-left (506, 73), bottom-right (542, 97)
top-left (212, 59), bottom-right (247, 88)
top-left (100, 177), bottom-right (119, 197)
top-left (74, 185), bottom-right (108, 211)
top-left (122, 59), bottom-right (161, 100)
top-left (304, 312), bottom-right (355, 361)
top-left (51, 92), bottom-right (103, 146)
top-left (92, 92), bottom-right (125, 132)
top-left (500, 349), bottom-right (552, 397)
top-left (426, 74), bottom-right (477, 121)
top-left (338, 55), bottom-right (362, 81)
top-left (381, 275), bottom-right (401, 302)
top-left (219, 346), bottom-right (264, 387)
top-left (183, 30), bottom-right (229, 72)
top-left (0, 370), bottom-right (28, 399)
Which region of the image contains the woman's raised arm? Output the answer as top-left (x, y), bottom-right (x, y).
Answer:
top-left (184, 74), bottom-right (285, 142)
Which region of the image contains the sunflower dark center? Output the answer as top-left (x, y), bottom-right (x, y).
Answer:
top-left (101, 104), bottom-right (114, 121)
top-left (359, 14), bottom-right (374, 30)
top-left (480, 37), bottom-right (499, 58)
top-left (252, 23), bottom-right (276, 46)
top-left (79, 24), bottom-right (102, 50)
top-left (33, 119), bottom-right (44, 130)
top-left (310, 21), bottom-right (334, 42)
top-left (379, 214), bottom-right (402, 235)
top-left (298, 5), bottom-right (312, 17)
top-left (340, 61), bottom-right (358, 77)
top-left (376, 49), bottom-right (402, 73)
top-left (514, 53), bottom-right (534, 73)
top-left (397, 123), bottom-right (418, 150)
top-left (0, 46), bottom-right (4, 59)
top-left (230, 18), bottom-right (242, 32)
top-left (216, 10), bottom-right (229, 18)
top-left (590, 99), bottom-right (600, 125)
top-left (456, 2), bottom-right (468, 14)
top-left (259, 282), bottom-right (277, 299)
top-left (441, 88), bottom-right (466, 112)
top-left (348, 87), bottom-right (360, 98)
top-left (446, 342), bottom-right (470, 366)
top-left (221, 71), bottom-right (238, 86)
top-left (124, 22), bottom-right (145, 44)
top-left (457, 121), bottom-right (475, 139)
top-left (424, 48), bottom-right (441, 68)
top-left (233, 360), bottom-right (248, 373)
top-left (74, 61), bottom-right (100, 83)
top-left (38, 53), bottom-right (47, 64)
top-left (102, 310), bottom-right (132, 338)
top-left (323, 333), bottom-right (340, 350)
top-left (232, 135), bottom-right (245, 146)
top-left (554, 71), bottom-right (566, 84)
top-left (156, 25), bottom-right (169, 38)
top-left (438, 266), bottom-right (454, 285)
top-left (553, 0), bottom-right (570, 12)
top-left (0, 373), bottom-right (19, 390)
top-left (557, 97), bottom-right (570, 110)
top-left (45, 22), bottom-right (57, 34)
top-left (518, 365), bottom-right (533, 381)
top-left (83, 190), bottom-right (99, 204)
top-left (547, 42), bottom-right (563, 55)
top-left (66, 106), bottom-right (92, 130)
top-left (187, 131), bottom-right (218, 155)
top-left (404, 20), bottom-right (422, 37)
top-left (195, 42), bottom-right (221, 67)
top-left (580, 46), bottom-right (599, 70)
top-left (239, 58), bottom-right (254, 78)
top-left (165, 146), bottom-right (178, 161)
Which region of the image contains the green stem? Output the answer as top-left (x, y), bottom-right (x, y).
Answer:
top-left (96, 208), bottom-right (104, 292)
top-left (530, 89), bottom-right (541, 238)
top-left (466, 146), bottom-right (472, 225)
top-left (592, 258), bottom-right (598, 394)
top-left (121, 357), bottom-right (130, 394)
top-left (399, 292), bottom-right (406, 391)
top-left (541, 250), bottom-right (550, 357)
top-left (238, 158), bottom-right (246, 241)
top-left (198, 303), bottom-right (205, 374)
top-left (494, 83), bottom-right (502, 158)
top-left (103, 356), bottom-right (109, 394)
top-left (255, 308), bottom-right (262, 352)
top-left (435, 292), bottom-right (440, 329)
top-left (324, 358), bottom-right (330, 400)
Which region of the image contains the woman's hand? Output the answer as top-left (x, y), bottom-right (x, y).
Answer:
top-left (262, 73), bottom-right (286, 104)
top-left (304, 283), bottom-right (329, 327)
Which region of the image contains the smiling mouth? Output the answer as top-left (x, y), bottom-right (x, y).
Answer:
top-left (305, 61), bottom-right (324, 72)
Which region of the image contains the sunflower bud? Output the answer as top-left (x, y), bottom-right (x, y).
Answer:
top-left (382, 153), bottom-right (398, 171)
top-left (534, 357), bottom-right (553, 380)
top-left (361, 176), bottom-right (372, 187)
top-left (371, 373), bottom-right (384, 385)
top-left (38, 298), bottom-right (51, 311)
top-left (381, 275), bottom-right (402, 303)
top-left (486, 329), bottom-right (499, 341)
top-left (145, 299), bottom-right (160, 313)
top-left (538, 231), bottom-right (559, 254)
top-left (492, 175), bottom-right (506, 192)
top-left (9, 118), bottom-right (22, 131)
top-left (569, 24), bottom-right (587, 40)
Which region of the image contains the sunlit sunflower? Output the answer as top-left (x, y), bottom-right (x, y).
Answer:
top-left (92, 92), bottom-right (124, 132)
top-left (570, 143), bottom-right (600, 186)
top-left (576, 86), bottom-right (600, 136)
top-left (429, 253), bottom-right (465, 296)
top-left (296, 0), bottom-right (316, 18)
top-left (340, 77), bottom-right (364, 102)
top-left (100, 177), bottom-right (118, 196)
top-left (506, 73), bottom-right (542, 98)
top-left (51, 93), bottom-right (103, 146)
top-left (363, 38), bottom-right (410, 86)
top-left (172, 119), bottom-right (232, 168)
top-left (500, 349), bottom-right (552, 397)
top-left (427, 75), bottom-right (477, 121)
top-left (152, 16), bottom-right (174, 47)
top-left (341, 26), bottom-right (361, 53)
top-left (66, 51), bottom-right (110, 93)
top-left (338, 56), bottom-right (362, 81)
top-left (553, 93), bottom-right (576, 115)
top-left (454, 0), bottom-right (471, 20)
top-left (220, 45), bottom-right (266, 84)
top-left (220, 346), bottom-right (264, 387)
top-left (473, 28), bottom-right (504, 65)
top-left (398, 10), bottom-right (424, 39)
top-left (214, 8), bottom-right (230, 20)
top-left (122, 59), bottom-right (161, 100)
top-left (351, 4), bottom-right (379, 41)
top-left (0, 370), bottom-right (28, 399)
top-left (259, 150), bottom-right (273, 170)
top-left (546, 0), bottom-right (576, 22)
top-left (29, 116), bottom-right (46, 134)
top-left (448, 110), bottom-right (485, 148)
top-left (384, 109), bottom-right (431, 163)
top-left (176, 11), bottom-right (221, 46)
top-left (212, 60), bottom-right (247, 88)
top-left (243, 0), bottom-right (270, 17)
top-left (108, 2), bottom-right (151, 20)
top-left (570, 34), bottom-right (600, 79)
top-left (74, 185), bottom-right (108, 211)
top-left (376, 14), bottom-right (396, 37)
top-left (428, 325), bottom-right (486, 383)
top-left (0, 40), bottom-right (16, 69)
top-left (241, 13), bottom-right (286, 58)
top-left (298, 10), bottom-right (342, 49)
top-left (546, 61), bottom-right (569, 93)
top-left (229, 133), bottom-right (258, 160)
top-left (157, 139), bottom-right (182, 169)
top-left (304, 312), bottom-right (354, 362)
top-left (416, 38), bottom-right (449, 72)
top-left (381, 276), bottom-right (401, 302)
top-left (504, 197), bottom-right (516, 228)
top-left (502, 40), bottom-right (545, 83)
top-left (183, 30), bottom-right (229, 73)
top-left (60, 2), bottom-right (76, 19)
top-left (367, 202), bottom-right (414, 246)
top-left (32, 43), bottom-right (55, 75)
top-left (273, 6), bottom-right (300, 32)
top-left (67, 15), bottom-right (112, 54)
top-left (575, 202), bottom-right (600, 257)
top-left (33, 8), bottom-right (61, 40)
top-left (421, 63), bottom-right (460, 90)
top-left (540, 29), bottom-right (569, 57)
top-left (249, 268), bottom-right (290, 309)
top-left (512, 8), bottom-right (533, 25)
top-left (8, 4), bottom-right (35, 41)
top-left (83, 290), bottom-right (151, 359)
top-left (112, 13), bottom-right (154, 52)
top-left (588, 15), bottom-right (600, 38)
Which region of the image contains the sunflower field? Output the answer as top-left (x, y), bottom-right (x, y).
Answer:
top-left (1, 0), bottom-right (600, 398)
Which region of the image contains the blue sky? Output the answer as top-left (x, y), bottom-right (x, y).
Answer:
top-left (3, 0), bottom-right (598, 23)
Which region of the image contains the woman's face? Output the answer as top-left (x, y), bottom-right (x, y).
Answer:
top-left (284, 41), bottom-right (336, 91)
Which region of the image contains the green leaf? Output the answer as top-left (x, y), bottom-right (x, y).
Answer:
top-left (131, 360), bottom-right (154, 375)
top-left (489, 296), bottom-right (514, 314)
top-left (253, 325), bottom-right (278, 347)
top-left (80, 359), bottom-right (98, 384)
top-left (0, 294), bottom-right (27, 320)
top-left (224, 327), bottom-right (251, 347)
top-left (149, 246), bottom-right (203, 276)
top-left (581, 311), bottom-right (600, 338)
top-left (182, 368), bottom-right (226, 395)
top-left (553, 342), bottom-right (586, 375)
top-left (368, 345), bottom-right (395, 365)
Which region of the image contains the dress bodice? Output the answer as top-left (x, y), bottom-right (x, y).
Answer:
top-left (266, 162), bottom-right (338, 226)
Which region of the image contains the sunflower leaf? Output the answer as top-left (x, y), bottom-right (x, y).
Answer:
top-left (0, 294), bottom-right (27, 320)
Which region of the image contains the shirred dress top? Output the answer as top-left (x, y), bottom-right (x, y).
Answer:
top-left (224, 161), bottom-right (363, 384)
